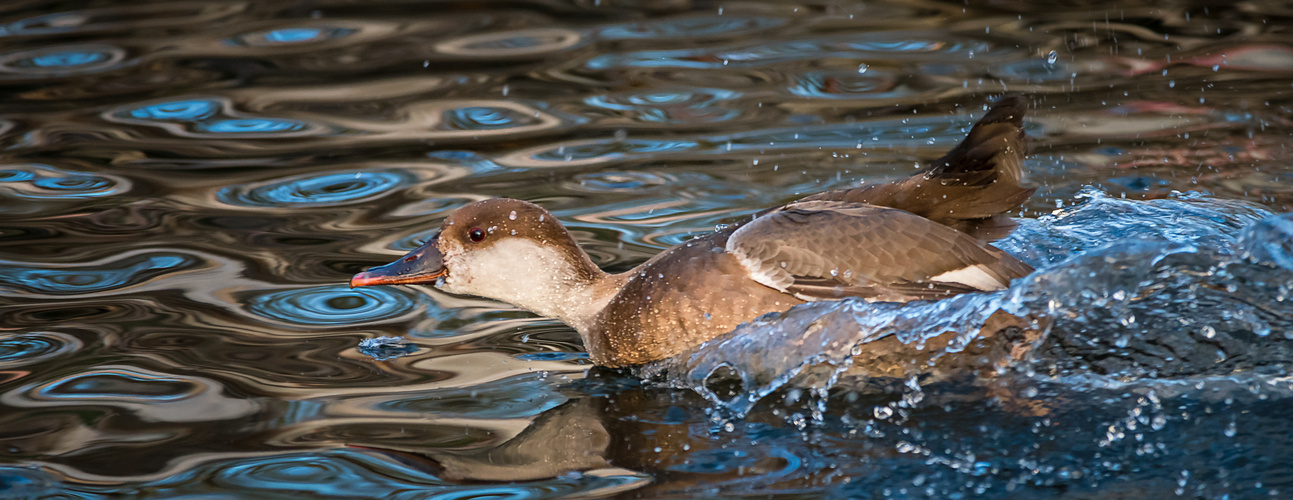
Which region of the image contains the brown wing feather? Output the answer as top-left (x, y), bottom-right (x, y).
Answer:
top-left (727, 201), bottom-right (1033, 302)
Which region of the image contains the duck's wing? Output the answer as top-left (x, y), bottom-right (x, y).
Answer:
top-left (800, 94), bottom-right (1033, 240)
top-left (726, 200), bottom-right (1033, 302)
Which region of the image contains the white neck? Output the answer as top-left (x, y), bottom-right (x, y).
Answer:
top-left (439, 238), bottom-right (616, 334)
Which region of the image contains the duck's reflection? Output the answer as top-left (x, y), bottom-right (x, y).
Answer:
top-left (344, 321), bottom-right (1043, 492)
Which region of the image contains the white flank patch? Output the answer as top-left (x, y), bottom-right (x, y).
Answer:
top-left (930, 264), bottom-right (1004, 291)
top-left (736, 252), bottom-right (787, 291)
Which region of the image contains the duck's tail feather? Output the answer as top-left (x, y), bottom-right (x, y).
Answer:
top-left (801, 94), bottom-right (1035, 241)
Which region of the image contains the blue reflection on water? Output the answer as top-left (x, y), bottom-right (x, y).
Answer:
top-left (0, 332), bottom-right (77, 368)
top-left (245, 285), bottom-right (419, 326)
top-left (446, 106), bottom-right (535, 130)
top-left (211, 454), bottom-right (404, 496)
top-left (228, 26), bottom-right (358, 46)
top-left (600, 16), bottom-right (784, 39)
top-left (515, 352), bottom-right (588, 362)
top-left (716, 117), bottom-right (981, 151)
top-left (267, 28), bottom-right (322, 43)
top-left (103, 450), bottom-right (649, 498)
top-left (32, 175), bottom-right (110, 192)
top-left (586, 35), bottom-right (982, 70)
top-left (217, 170), bottom-right (411, 208)
top-left (0, 254), bottom-right (192, 296)
top-left (1, 44), bottom-right (125, 75)
top-left (0, 164), bottom-right (128, 202)
top-left (585, 88), bottom-right (741, 124)
top-left (199, 118), bottom-right (306, 134)
top-left (36, 369), bottom-right (197, 401)
top-left (0, 468), bottom-right (61, 499)
top-left (30, 51), bottom-right (105, 67)
top-left (0, 336), bottom-right (59, 362)
top-left (0, 169), bottom-right (35, 182)
top-left (787, 70), bottom-right (896, 99)
top-left (377, 372), bottom-right (567, 419)
top-left (572, 171), bottom-right (670, 192)
top-left (994, 58), bottom-right (1071, 82)
top-left (110, 97), bottom-right (320, 138)
top-left (129, 99), bottom-right (219, 121)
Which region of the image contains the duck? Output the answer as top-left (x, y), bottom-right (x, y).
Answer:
top-left (351, 95), bottom-right (1036, 368)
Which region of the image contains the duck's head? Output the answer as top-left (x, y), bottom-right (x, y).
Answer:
top-left (350, 198), bottom-right (605, 322)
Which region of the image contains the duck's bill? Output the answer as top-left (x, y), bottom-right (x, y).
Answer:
top-left (350, 235), bottom-right (447, 288)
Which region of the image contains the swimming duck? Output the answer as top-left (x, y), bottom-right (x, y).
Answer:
top-left (351, 96), bottom-right (1035, 368)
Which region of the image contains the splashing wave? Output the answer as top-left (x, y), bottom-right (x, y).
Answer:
top-left (643, 189), bottom-right (1293, 417)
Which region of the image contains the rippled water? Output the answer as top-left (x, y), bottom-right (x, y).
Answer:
top-left (2, 1), bottom-right (1293, 498)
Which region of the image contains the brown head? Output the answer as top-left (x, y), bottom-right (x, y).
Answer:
top-left (350, 198), bottom-right (610, 329)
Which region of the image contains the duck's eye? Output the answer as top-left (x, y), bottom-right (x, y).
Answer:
top-left (468, 228), bottom-right (485, 242)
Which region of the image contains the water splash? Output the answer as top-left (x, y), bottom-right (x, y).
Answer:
top-left (643, 189), bottom-right (1292, 417)
top-left (357, 336), bottom-right (419, 362)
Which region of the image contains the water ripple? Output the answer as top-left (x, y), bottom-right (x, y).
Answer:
top-left (216, 169), bottom-right (414, 208)
top-left (0, 3), bottom-right (246, 37)
top-left (497, 139), bottom-right (699, 168)
top-left (445, 106), bottom-right (543, 130)
top-left (228, 26), bottom-right (358, 47)
top-left (2, 365), bottom-right (258, 422)
top-left (436, 28), bottom-right (584, 57)
top-left (373, 372), bottom-right (567, 419)
top-left (0, 253), bottom-right (197, 297)
top-left (129, 99), bottom-right (219, 121)
top-left (106, 96), bottom-right (330, 139)
top-left (586, 32), bottom-right (992, 70)
top-left (0, 164), bottom-right (131, 204)
top-left (0, 44), bottom-right (130, 77)
top-left (119, 450), bottom-right (651, 498)
top-left (786, 69), bottom-right (903, 99)
top-left (0, 332), bottom-right (82, 369)
top-left (570, 171), bottom-right (672, 193)
top-left (584, 88), bottom-right (742, 124)
top-left (197, 118), bottom-right (308, 134)
top-left (600, 15), bottom-right (785, 40)
top-left (243, 285), bottom-right (423, 327)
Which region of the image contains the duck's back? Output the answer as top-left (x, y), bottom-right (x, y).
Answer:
top-left (586, 95), bottom-right (1036, 367)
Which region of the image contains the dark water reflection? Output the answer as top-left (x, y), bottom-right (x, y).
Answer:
top-left (2, 0), bottom-right (1293, 498)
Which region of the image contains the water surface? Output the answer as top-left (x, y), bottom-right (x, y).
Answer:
top-left (2, 1), bottom-right (1293, 498)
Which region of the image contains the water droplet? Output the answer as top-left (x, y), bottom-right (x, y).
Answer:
top-left (1046, 50), bottom-right (1058, 64)
top-left (874, 406), bottom-right (893, 419)
top-left (856, 63), bottom-right (869, 74)
top-left (508, 210), bottom-right (517, 220)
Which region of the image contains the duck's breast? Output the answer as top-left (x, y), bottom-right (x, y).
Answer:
top-left (589, 230), bottom-right (804, 367)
